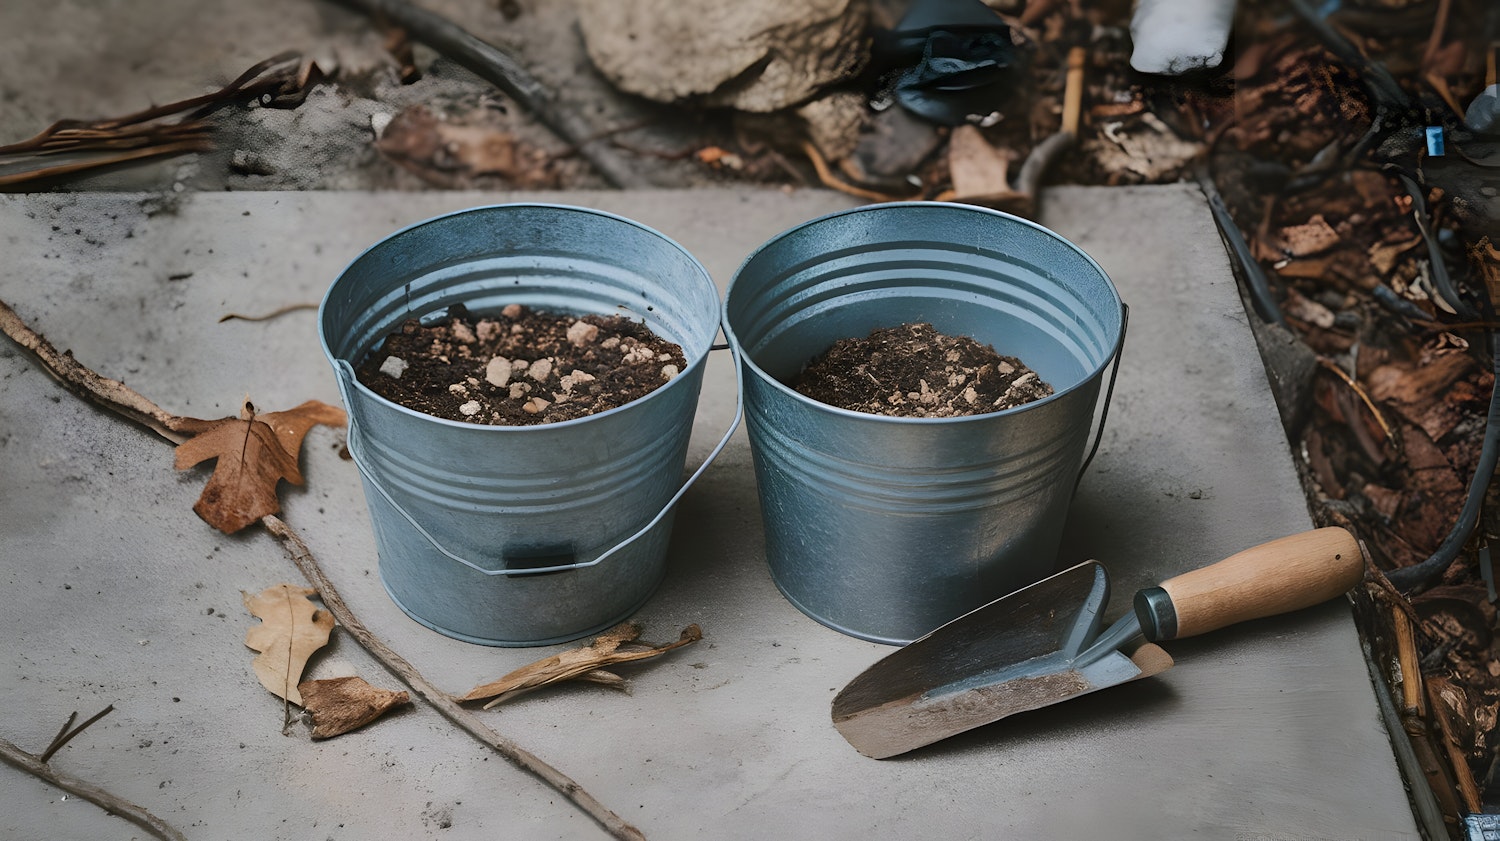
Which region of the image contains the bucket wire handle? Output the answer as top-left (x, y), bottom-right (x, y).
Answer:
top-left (1074, 301), bottom-right (1128, 494)
top-left (334, 341), bottom-right (743, 577)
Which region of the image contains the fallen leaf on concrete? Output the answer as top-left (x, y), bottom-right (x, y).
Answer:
top-left (298, 676), bottom-right (410, 738)
top-left (243, 583), bottom-right (335, 706)
top-left (174, 398), bottom-right (346, 534)
top-left (462, 623), bottom-right (703, 709)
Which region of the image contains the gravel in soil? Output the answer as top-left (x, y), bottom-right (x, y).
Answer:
top-left (789, 322), bottom-right (1054, 418)
top-left (355, 304), bottom-right (687, 425)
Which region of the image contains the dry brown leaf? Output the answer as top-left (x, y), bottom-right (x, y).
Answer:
top-left (1278, 213), bottom-right (1340, 257)
top-left (1369, 235), bottom-right (1422, 276)
top-left (462, 623), bottom-right (703, 708)
top-left (298, 676), bottom-right (410, 739)
top-left (243, 583), bottom-right (335, 706)
top-left (174, 398), bottom-right (346, 533)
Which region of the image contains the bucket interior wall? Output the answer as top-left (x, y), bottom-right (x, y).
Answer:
top-left (724, 203), bottom-right (1123, 645)
top-left (320, 205), bottom-right (720, 645)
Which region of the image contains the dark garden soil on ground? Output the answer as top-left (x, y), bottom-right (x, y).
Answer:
top-left (790, 322), bottom-right (1054, 418)
top-left (355, 303), bottom-right (687, 425)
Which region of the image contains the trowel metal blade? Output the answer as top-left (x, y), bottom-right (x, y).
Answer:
top-left (831, 561), bottom-right (1172, 759)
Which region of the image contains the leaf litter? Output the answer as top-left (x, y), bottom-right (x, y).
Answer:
top-left (462, 623), bottom-right (703, 709)
top-left (242, 583), bottom-right (334, 707)
top-left (173, 398), bottom-right (346, 533)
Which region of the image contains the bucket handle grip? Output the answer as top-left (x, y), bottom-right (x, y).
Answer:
top-left (1074, 301), bottom-right (1128, 494)
top-left (334, 342), bottom-right (743, 577)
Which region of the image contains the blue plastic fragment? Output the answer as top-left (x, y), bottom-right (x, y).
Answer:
top-left (1426, 126), bottom-right (1445, 156)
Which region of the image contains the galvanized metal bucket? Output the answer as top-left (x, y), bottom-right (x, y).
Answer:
top-left (319, 204), bottom-right (731, 646)
top-left (723, 202), bottom-right (1125, 645)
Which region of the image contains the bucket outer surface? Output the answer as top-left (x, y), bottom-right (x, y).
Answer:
top-left (724, 202), bottom-right (1124, 645)
top-left (321, 204), bottom-right (721, 646)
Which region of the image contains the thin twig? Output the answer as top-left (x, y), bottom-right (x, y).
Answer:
top-left (39, 705), bottom-right (115, 764)
top-left (0, 298), bottom-right (190, 443)
top-left (0, 299), bottom-right (646, 840)
top-left (40, 712), bottom-right (78, 763)
top-left (218, 303), bottom-right (320, 323)
top-left (799, 141), bottom-right (910, 202)
top-left (1421, 0), bottom-right (1453, 76)
top-left (324, 0), bottom-right (648, 188)
top-left (261, 515), bottom-right (648, 841)
top-left (0, 736), bottom-right (187, 841)
top-left (1316, 356), bottom-right (1395, 443)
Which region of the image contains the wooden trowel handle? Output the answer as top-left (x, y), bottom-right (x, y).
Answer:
top-left (1136, 527), bottom-right (1363, 641)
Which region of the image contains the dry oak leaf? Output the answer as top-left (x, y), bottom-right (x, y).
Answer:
top-left (462, 623), bottom-right (703, 709)
top-left (298, 676), bottom-right (410, 739)
top-left (174, 398), bottom-right (346, 533)
top-left (243, 583), bottom-right (335, 706)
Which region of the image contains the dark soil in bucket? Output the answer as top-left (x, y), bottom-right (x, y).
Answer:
top-left (789, 323), bottom-right (1054, 419)
top-left (354, 303), bottom-right (688, 425)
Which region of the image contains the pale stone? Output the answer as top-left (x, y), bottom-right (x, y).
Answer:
top-left (661, 363), bottom-right (680, 379)
top-left (577, 0), bottom-right (869, 113)
top-left (378, 356), bottom-right (408, 379)
top-left (528, 358), bottom-right (553, 381)
top-left (458, 400), bottom-right (481, 416)
top-left (501, 303), bottom-right (523, 319)
top-left (450, 321), bottom-right (476, 344)
top-left (566, 320), bottom-right (599, 347)
top-left (485, 356), bottom-right (512, 388)
top-left (522, 397), bottom-right (551, 414)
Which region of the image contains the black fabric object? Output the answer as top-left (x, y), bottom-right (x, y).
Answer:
top-left (872, 0), bottom-right (1018, 126)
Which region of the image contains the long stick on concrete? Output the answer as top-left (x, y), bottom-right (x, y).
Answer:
top-left (0, 736), bottom-right (187, 841)
top-left (0, 295), bottom-right (647, 841)
top-left (325, 0), bottom-right (647, 188)
top-left (262, 514), bottom-right (647, 841)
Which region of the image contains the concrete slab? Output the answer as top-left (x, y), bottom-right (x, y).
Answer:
top-left (0, 186), bottom-right (1419, 840)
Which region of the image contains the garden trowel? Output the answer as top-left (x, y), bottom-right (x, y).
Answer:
top-left (831, 527), bottom-right (1363, 758)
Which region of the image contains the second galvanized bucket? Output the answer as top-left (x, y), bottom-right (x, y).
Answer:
top-left (723, 202), bottom-right (1124, 645)
top-left (320, 204), bottom-right (727, 646)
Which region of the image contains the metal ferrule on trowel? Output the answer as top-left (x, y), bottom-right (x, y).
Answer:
top-left (831, 527), bottom-right (1364, 759)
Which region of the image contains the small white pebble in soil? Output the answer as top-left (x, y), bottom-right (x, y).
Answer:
top-left (458, 400), bottom-right (482, 416)
top-left (448, 383), bottom-right (468, 395)
top-left (560, 370), bottom-right (597, 392)
top-left (501, 303), bottom-right (523, 319)
top-left (451, 321), bottom-right (476, 344)
top-left (962, 385), bottom-right (979, 404)
top-left (511, 359), bottom-right (530, 374)
top-left (622, 345), bottom-right (656, 365)
top-left (657, 352), bottom-right (672, 362)
top-left (601, 336), bottom-right (621, 350)
top-left (485, 356), bottom-right (512, 387)
top-left (661, 363), bottom-right (680, 380)
top-left (997, 360), bottom-right (1015, 375)
top-left (528, 358), bottom-right (554, 381)
top-left (466, 377), bottom-right (479, 387)
top-left (522, 397), bottom-right (551, 414)
top-left (476, 320), bottom-right (502, 342)
top-left (510, 324), bottom-right (524, 334)
top-left (379, 356), bottom-right (408, 379)
top-left (995, 372), bottom-right (1039, 406)
top-left (509, 382), bottom-right (530, 399)
top-left (566, 320), bottom-right (599, 347)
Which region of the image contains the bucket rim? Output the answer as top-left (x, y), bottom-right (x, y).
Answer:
top-left (319, 202), bottom-right (720, 433)
top-left (721, 200), bottom-right (1126, 425)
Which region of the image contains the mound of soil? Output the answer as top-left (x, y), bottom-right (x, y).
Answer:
top-left (789, 322), bottom-right (1054, 418)
top-left (355, 303), bottom-right (687, 425)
